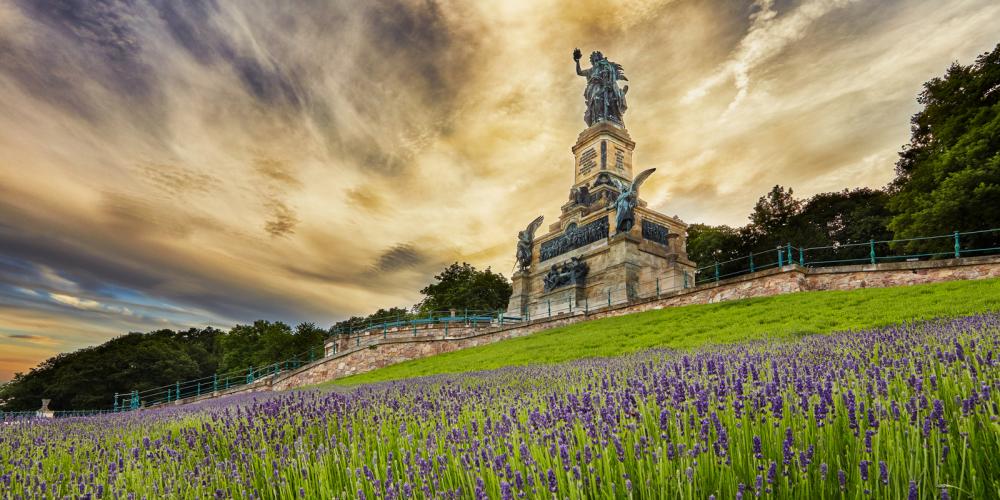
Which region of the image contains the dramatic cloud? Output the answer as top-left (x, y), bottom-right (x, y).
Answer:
top-left (0, 0), bottom-right (998, 380)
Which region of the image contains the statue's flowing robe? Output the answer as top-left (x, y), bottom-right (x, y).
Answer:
top-left (583, 59), bottom-right (628, 126)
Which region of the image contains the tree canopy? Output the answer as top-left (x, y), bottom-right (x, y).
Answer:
top-left (888, 44), bottom-right (1000, 250)
top-left (416, 262), bottom-right (512, 313)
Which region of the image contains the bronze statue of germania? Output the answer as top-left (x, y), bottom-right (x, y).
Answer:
top-left (574, 48), bottom-right (629, 127)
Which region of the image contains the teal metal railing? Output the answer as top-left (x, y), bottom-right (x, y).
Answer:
top-left (0, 408), bottom-right (122, 421)
top-left (106, 309), bottom-right (524, 411)
top-left (97, 227), bottom-right (1000, 415)
top-left (695, 227), bottom-right (1000, 285)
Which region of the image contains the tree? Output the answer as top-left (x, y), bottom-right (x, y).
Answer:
top-left (416, 262), bottom-right (512, 313)
top-left (0, 328), bottom-right (224, 411)
top-left (685, 224), bottom-right (744, 268)
top-left (744, 185), bottom-right (809, 251)
top-left (888, 43), bottom-right (1000, 251)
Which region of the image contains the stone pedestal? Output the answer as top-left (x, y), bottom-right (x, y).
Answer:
top-left (509, 120), bottom-right (696, 320)
top-left (506, 271), bottom-right (532, 318)
top-left (534, 284), bottom-right (587, 318)
top-left (37, 398), bottom-right (54, 419)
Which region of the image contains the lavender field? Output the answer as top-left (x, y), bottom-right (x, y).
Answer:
top-left (3, 315), bottom-right (999, 499)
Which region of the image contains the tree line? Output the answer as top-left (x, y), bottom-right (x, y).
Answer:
top-left (0, 263), bottom-right (511, 411)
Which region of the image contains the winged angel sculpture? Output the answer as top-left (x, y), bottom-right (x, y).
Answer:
top-left (610, 168), bottom-right (655, 234)
top-left (515, 216), bottom-right (544, 273)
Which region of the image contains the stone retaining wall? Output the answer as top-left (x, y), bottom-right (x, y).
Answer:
top-left (177, 255), bottom-right (1000, 400)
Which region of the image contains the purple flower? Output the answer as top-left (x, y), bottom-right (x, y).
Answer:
top-left (909, 481), bottom-right (918, 500)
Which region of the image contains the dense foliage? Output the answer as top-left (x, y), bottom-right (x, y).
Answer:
top-left (889, 43), bottom-right (1000, 248)
top-left (689, 44), bottom-right (999, 267)
top-left (687, 187), bottom-right (893, 267)
top-left (0, 323), bottom-right (325, 412)
top-left (2, 315), bottom-right (998, 498)
top-left (415, 262), bottom-right (512, 314)
top-left (1, 262), bottom-right (510, 411)
top-left (329, 262), bottom-right (513, 335)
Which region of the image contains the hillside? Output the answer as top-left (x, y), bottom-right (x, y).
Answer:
top-left (323, 277), bottom-right (1000, 386)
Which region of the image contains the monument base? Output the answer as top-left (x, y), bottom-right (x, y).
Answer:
top-left (533, 284), bottom-right (588, 318)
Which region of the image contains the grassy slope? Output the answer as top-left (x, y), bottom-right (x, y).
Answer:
top-left (324, 277), bottom-right (1000, 387)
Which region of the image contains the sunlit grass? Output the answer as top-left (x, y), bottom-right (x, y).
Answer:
top-left (327, 278), bottom-right (1000, 386)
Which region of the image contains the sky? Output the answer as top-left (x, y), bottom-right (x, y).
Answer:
top-left (1, 0), bottom-right (998, 381)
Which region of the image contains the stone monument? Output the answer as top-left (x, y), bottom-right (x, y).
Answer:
top-left (37, 399), bottom-right (54, 418)
top-left (506, 48), bottom-right (695, 318)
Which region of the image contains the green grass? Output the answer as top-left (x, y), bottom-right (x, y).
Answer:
top-left (324, 277), bottom-right (1000, 387)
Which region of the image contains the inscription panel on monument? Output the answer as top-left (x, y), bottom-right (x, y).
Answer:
top-left (579, 148), bottom-right (597, 175)
top-left (540, 217), bottom-right (609, 261)
top-left (641, 219), bottom-right (671, 246)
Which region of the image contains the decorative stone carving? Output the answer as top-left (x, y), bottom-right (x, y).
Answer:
top-left (539, 217), bottom-right (609, 261)
top-left (569, 184), bottom-right (593, 206)
top-left (542, 257), bottom-right (589, 292)
top-left (642, 219), bottom-right (674, 246)
top-left (37, 399), bottom-right (54, 418)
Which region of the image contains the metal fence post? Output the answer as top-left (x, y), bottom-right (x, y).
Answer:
top-left (113, 393), bottom-right (119, 412)
top-left (247, 367), bottom-right (253, 384)
top-left (175, 381), bottom-right (180, 400)
top-left (749, 252), bottom-right (754, 273)
top-left (869, 239), bottom-right (876, 265)
top-left (213, 374), bottom-right (218, 392)
top-left (196, 382), bottom-right (201, 397)
top-left (799, 247), bottom-right (804, 266)
top-left (714, 261), bottom-right (720, 282)
top-left (954, 231), bottom-right (960, 258)
top-left (786, 243), bottom-right (792, 264)
top-left (777, 248), bottom-right (783, 267)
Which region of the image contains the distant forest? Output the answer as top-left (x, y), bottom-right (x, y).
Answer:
top-left (0, 263), bottom-right (511, 411)
top-left (2, 44), bottom-right (997, 412)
